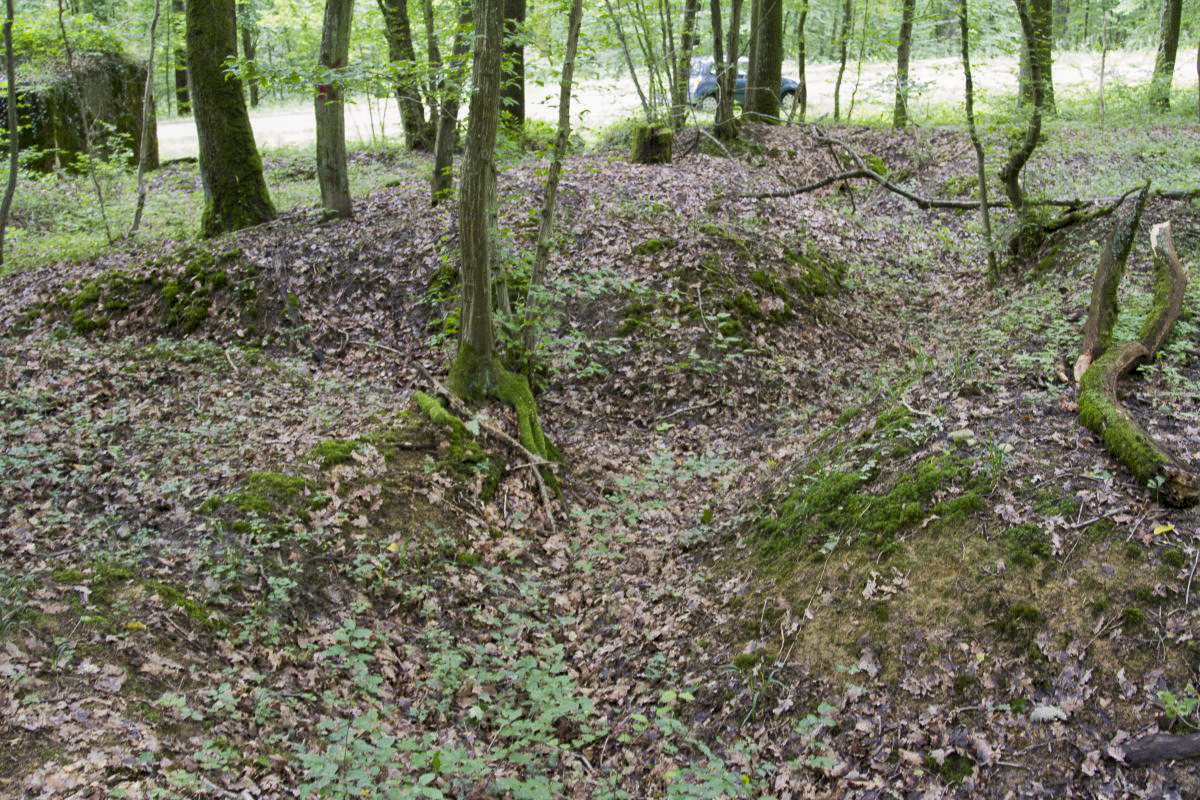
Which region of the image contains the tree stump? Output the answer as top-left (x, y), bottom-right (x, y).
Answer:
top-left (631, 123), bottom-right (672, 165)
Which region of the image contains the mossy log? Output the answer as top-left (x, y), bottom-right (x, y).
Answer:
top-left (631, 123), bottom-right (672, 165)
top-left (1122, 732), bottom-right (1200, 766)
top-left (1138, 222), bottom-right (1188, 356)
top-left (1074, 184), bottom-right (1148, 382)
top-left (1078, 343), bottom-right (1198, 506)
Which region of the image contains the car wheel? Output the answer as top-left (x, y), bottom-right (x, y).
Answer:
top-left (699, 94), bottom-right (718, 113)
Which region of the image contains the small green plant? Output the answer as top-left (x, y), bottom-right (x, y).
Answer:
top-left (1157, 684), bottom-right (1199, 730)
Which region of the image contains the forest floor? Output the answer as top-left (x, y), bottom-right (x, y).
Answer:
top-left (2, 118), bottom-right (1200, 798)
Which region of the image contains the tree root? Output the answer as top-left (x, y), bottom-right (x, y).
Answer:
top-left (1076, 218), bottom-right (1198, 508)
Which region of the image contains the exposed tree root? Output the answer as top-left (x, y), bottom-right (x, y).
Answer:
top-left (1121, 732), bottom-right (1200, 766)
top-left (1076, 219), bottom-right (1198, 508)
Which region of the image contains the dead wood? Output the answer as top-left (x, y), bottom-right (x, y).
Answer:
top-left (1138, 222), bottom-right (1188, 356)
top-left (1122, 732), bottom-right (1200, 766)
top-left (1074, 185), bottom-right (1148, 382)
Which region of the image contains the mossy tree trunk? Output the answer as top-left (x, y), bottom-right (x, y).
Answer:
top-left (1017, 0), bottom-right (1054, 111)
top-left (378, 0), bottom-right (433, 150)
top-left (500, 0), bottom-right (525, 129)
top-left (315, 0), bottom-right (353, 220)
top-left (672, 0), bottom-right (698, 129)
top-left (173, 0), bottom-right (189, 115)
top-left (747, 0), bottom-right (782, 120)
top-left (430, 0), bottom-right (472, 204)
top-left (893, 0), bottom-right (915, 128)
top-left (1148, 0), bottom-right (1181, 110)
top-left (1000, 0), bottom-right (1044, 259)
top-left (186, 0), bottom-right (275, 237)
top-left (446, 0), bottom-right (551, 463)
top-left (130, 0), bottom-right (162, 237)
top-left (712, 0), bottom-right (742, 140)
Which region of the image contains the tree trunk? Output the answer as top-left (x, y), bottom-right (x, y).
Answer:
top-left (789, 1), bottom-right (807, 122)
top-left (186, 0), bottom-right (275, 236)
top-left (1001, 0), bottom-right (1044, 258)
top-left (0, 0), bottom-right (18, 267)
top-left (1148, 0), bottom-right (1182, 110)
top-left (378, 0), bottom-right (432, 149)
top-left (1017, 0), bottom-right (1054, 111)
top-left (449, 0), bottom-right (502, 401)
top-left (606, 0), bottom-right (652, 122)
top-left (431, 0), bottom-right (473, 204)
top-left (744, 0), bottom-right (760, 112)
top-left (958, 0), bottom-right (996, 281)
top-left (130, 0), bottom-right (161, 237)
top-left (315, 0), bottom-right (353, 219)
top-left (833, 0), bottom-right (851, 120)
top-left (173, 0), bottom-right (189, 114)
top-left (500, 0), bottom-right (525, 128)
top-left (673, 0), bottom-right (698, 128)
top-left (748, 0), bottom-right (782, 119)
top-left (714, 0), bottom-right (743, 139)
top-left (893, 0), bottom-right (915, 128)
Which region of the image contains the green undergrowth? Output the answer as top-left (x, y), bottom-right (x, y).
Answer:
top-left (19, 246), bottom-right (276, 339)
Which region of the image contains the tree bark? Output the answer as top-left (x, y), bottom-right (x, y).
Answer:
top-left (833, 0), bottom-right (852, 120)
top-left (747, 0), bottom-right (782, 119)
top-left (186, 0), bottom-right (275, 236)
top-left (431, 0), bottom-right (473, 204)
top-left (713, 0), bottom-right (742, 139)
top-left (958, 0), bottom-right (996, 281)
top-left (173, 0), bottom-right (189, 114)
top-left (893, 0), bottom-right (915, 128)
top-left (673, 0), bottom-right (698, 129)
top-left (744, 0), bottom-right (760, 112)
top-left (500, 0), bottom-right (525, 128)
top-left (315, 0), bottom-right (353, 219)
top-left (1148, 0), bottom-right (1182, 110)
top-left (0, 0), bottom-right (17, 267)
top-left (788, 1), bottom-right (807, 122)
top-left (449, 0), bottom-right (503, 401)
top-left (1000, 0), bottom-right (1043, 256)
top-left (421, 0), bottom-right (442, 138)
top-left (378, 0), bottom-right (433, 150)
top-left (1017, 0), bottom-right (1055, 111)
top-left (238, 2), bottom-right (258, 107)
top-left (1123, 732), bottom-right (1200, 765)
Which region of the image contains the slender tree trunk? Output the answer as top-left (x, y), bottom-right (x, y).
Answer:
top-left (714, 0), bottom-right (743, 138)
top-left (748, 0), bottom-right (782, 119)
top-left (500, 0), bottom-right (525, 128)
top-left (522, 0), bottom-right (582, 360)
top-left (709, 0), bottom-right (726, 120)
top-left (833, 0), bottom-right (852, 120)
top-left (238, 2), bottom-right (258, 107)
top-left (0, 0), bottom-right (18, 267)
top-left (315, 0), bottom-right (353, 219)
top-left (745, 0), bottom-right (761, 112)
top-left (1098, 11), bottom-right (1108, 124)
top-left (606, 0), bottom-right (653, 122)
top-left (449, 0), bottom-right (503, 401)
top-left (130, 0), bottom-right (161, 237)
top-left (1196, 34), bottom-right (1199, 121)
top-left (1017, 0), bottom-right (1054, 111)
top-left (1001, 0), bottom-right (1044, 258)
top-left (846, 0), bottom-right (869, 120)
top-left (187, 0), bottom-right (275, 236)
top-left (893, 0), bottom-right (915, 128)
top-left (788, 1), bottom-right (807, 122)
top-left (1148, 0), bottom-right (1181, 110)
top-left (431, 0), bottom-right (473, 204)
top-left (422, 0), bottom-right (442, 141)
top-left (379, 0), bottom-right (433, 149)
top-left (958, 0), bottom-right (996, 281)
top-left (673, 0), bottom-right (698, 128)
top-left (173, 0), bottom-right (189, 114)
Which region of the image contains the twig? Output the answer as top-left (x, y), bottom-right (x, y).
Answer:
top-left (224, 348), bottom-right (239, 375)
top-left (351, 338), bottom-right (404, 357)
top-left (655, 400), bottom-right (719, 422)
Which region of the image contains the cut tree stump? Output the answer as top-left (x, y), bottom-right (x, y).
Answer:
top-left (1122, 732), bottom-right (1200, 766)
top-left (631, 123), bottom-right (672, 165)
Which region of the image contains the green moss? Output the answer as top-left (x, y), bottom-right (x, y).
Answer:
top-left (727, 291), bottom-right (763, 321)
top-left (996, 602), bottom-right (1042, 640)
top-left (52, 568), bottom-right (87, 584)
top-left (1123, 541), bottom-right (1143, 561)
top-left (1120, 607), bottom-right (1146, 632)
top-left (834, 404), bottom-right (862, 427)
top-left (631, 237), bottom-right (675, 256)
top-left (230, 471), bottom-right (319, 516)
top-left (864, 153), bottom-right (889, 177)
top-left (145, 581), bottom-right (226, 631)
top-left (1003, 523), bottom-right (1052, 569)
top-left (732, 651), bottom-right (762, 671)
top-left (1078, 349), bottom-right (1172, 488)
top-left (1162, 548), bottom-right (1186, 569)
top-left (953, 673), bottom-right (978, 696)
top-left (925, 752), bottom-right (974, 786)
top-left (310, 439), bottom-right (360, 469)
top-left (413, 391), bottom-right (506, 498)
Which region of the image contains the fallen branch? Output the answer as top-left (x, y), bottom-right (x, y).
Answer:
top-left (1139, 222), bottom-right (1188, 356)
top-left (1121, 732), bottom-right (1200, 766)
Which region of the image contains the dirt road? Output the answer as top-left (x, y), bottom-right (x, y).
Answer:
top-left (156, 48), bottom-right (1195, 160)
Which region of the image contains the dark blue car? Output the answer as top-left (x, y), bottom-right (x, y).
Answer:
top-left (688, 57), bottom-right (798, 110)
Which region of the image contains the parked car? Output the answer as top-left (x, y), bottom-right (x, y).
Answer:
top-left (688, 56), bottom-right (798, 109)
